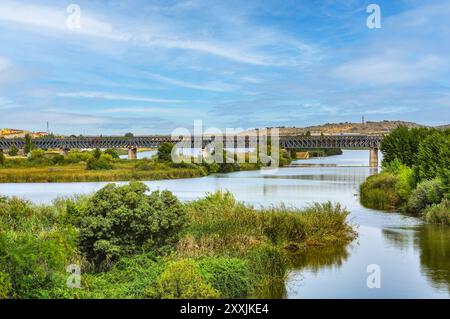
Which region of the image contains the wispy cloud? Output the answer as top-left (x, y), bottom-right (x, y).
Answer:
top-left (145, 72), bottom-right (236, 92)
top-left (57, 92), bottom-right (182, 103)
top-left (0, 1), bottom-right (316, 66)
top-left (332, 54), bottom-right (446, 85)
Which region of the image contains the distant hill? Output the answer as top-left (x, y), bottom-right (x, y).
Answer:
top-left (437, 124), bottom-right (450, 130)
top-left (244, 120), bottom-right (428, 136)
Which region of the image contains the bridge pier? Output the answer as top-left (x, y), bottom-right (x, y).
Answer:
top-left (369, 148), bottom-right (379, 167)
top-left (59, 148), bottom-right (69, 157)
top-left (128, 147), bottom-right (137, 160)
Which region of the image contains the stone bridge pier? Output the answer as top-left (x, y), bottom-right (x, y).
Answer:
top-left (59, 148), bottom-right (69, 156)
top-left (369, 147), bottom-right (379, 167)
top-left (128, 146), bottom-right (138, 160)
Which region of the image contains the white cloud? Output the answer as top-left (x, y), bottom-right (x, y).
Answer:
top-left (0, 1), bottom-right (121, 40)
top-left (57, 92), bottom-right (182, 103)
top-left (145, 72), bottom-right (236, 92)
top-left (332, 54), bottom-right (445, 85)
top-left (0, 1), bottom-right (317, 66)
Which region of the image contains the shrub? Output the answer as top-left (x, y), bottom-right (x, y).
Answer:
top-left (66, 151), bottom-right (91, 164)
top-left (198, 257), bottom-right (254, 298)
top-left (8, 146), bottom-right (19, 157)
top-left (51, 154), bottom-right (66, 165)
top-left (93, 148), bottom-right (102, 160)
top-left (0, 271), bottom-right (13, 298)
top-left (424, 199), bottom-right (450, 226)
top-left (0, 198), bottom-right (78, 298)
top-left (86, 154), bottom-right (113, 170)
top-left (146, 259), bottom-right (219, 299)
top-left (395, 165), bottom-right (416, 201)
top-left (104, 148), bottom-right (120, 159)
top-left (28, 149), bottom-right (47, 164)
top-left (157, 142), bottom-right (174, 162)
top-left (360, 173), bottom-right (400, 210)
top-left (75, 182), bottom-right (187, 269)
top-left (407, 179), bottom-right (444, 215)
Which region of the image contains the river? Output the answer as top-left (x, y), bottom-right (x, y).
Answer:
top-left (0, 150), bottom-right (449, 298)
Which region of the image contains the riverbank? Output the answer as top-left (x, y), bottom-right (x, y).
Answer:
top-left (0, 162), bottom-right (208, 183)
top-left (0, 182), bottom-right (355, 299)
top-left (0, 147), bottom-right (264, 183)
top-left (359, 126), bottom-right (450, 226)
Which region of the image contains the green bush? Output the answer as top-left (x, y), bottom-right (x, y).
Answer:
top-left (0, 197), bottom-right (78, 298)
top-left (395, 164), bottom-right (416, 201)
top-left (0, 271), bottom-right (13, 298)
top-left (66, 151), bottom-right (91, 164)
top-left (104, 148), bottom-right (120, 159)
top-left (146, 259), bottom-right (219, 299)
top-left (198, 257), bottom-right (254, 298)
top-left (28, 149), bottom-right (46, 161)
top-left (74, 182), bottom-right (187, 269)
top-left (50, 253), bottom-right (165, 299)
top-left (51, 154), bottom-right (66, 165)
top-left (407, 179), bottom-right (444, 215)
top-left (8, 146), bottom-right (19, 157)
top-left (360, 173), bottom-right (400, 210)
top-left (424, 199), bottom-right (450, 226)
top-left (157, 142), bottom-right (174, 162)
top-left (86, 154), bottom-right (113, 170)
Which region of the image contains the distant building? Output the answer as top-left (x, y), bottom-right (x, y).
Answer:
top-left (0, 128), bottom-right (49, 139)
top-left (0, 128), bottom-right (27, 138)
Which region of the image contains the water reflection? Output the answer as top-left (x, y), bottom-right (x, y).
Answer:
top-left (415, 225), bottom-right (450, 293)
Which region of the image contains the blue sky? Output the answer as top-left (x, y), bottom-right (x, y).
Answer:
top-left (0, 0), bottom-right (449, 135)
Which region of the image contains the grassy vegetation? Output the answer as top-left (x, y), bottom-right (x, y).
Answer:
top-left (0, 146), bottom-right (267, 183)
top-left (360, 126), bottom-right (450, 225)
top-left (0, 183), bottom-right (355, 299)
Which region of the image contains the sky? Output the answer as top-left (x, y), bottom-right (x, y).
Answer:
top-left (0, 0), bottom-right (449, 135)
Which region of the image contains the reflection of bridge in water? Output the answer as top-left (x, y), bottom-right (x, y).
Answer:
top-left (0, 135), bottom-right (382, 166)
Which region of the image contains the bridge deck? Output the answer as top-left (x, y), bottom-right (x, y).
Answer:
top-left (0, 135), bottom-right (382, 150)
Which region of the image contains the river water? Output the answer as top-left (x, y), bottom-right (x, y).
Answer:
top-left (0, 150), bottom-right (449, 298)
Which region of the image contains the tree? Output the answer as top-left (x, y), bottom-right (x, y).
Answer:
top-left (74, 182), bottom-right (187, 269)
top-left (380, 126), bottom-right (430, 167)
top-left (24, 134), bottom-right (33, 154)
top-left (417, 131), bottom-right (449, 181)
top-left (0, 151), bottom-right (5, 167)
top-left (8, 146), bottom-right (18, 157)
top-left (124, 132), bottom-right (134, 138)
top-left (157, 142), bottom-right (174, 162)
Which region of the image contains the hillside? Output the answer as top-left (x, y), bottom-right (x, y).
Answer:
top-left (244, 121), bottom-right (427, 136)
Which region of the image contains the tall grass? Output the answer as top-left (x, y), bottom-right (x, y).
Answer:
top-left (0, 163), bottom-right (206, 183)
top-left (178, 192), bottom-right (356, 297)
